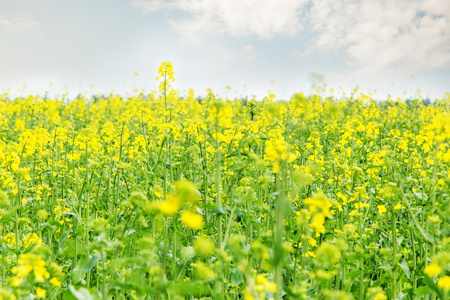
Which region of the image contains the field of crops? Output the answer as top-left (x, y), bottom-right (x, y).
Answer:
top-left (0, 62), bottom-right (449, 300)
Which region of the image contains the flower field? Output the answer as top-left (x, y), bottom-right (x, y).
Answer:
top-left (0, 63), bottom-right (449, 300)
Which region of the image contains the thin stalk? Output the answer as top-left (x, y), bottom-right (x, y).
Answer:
top-left (359, 216), bottom-right (364, 300)
top-left (172, 215), bottom-right (177, 280)
top-left (391, 209), bottom-right (397, 299)
top-left (215, 121), bottom-right (222, 247)
top-left (214, 114), bottom-right (223, 295)
top-left (274, 162), bottom-right (286, 300)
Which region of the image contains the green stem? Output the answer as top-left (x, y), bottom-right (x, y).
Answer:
top-left (215, 124), bottom-right (222, 247)
top-left (359, 216), bottom-right (364, 300)
top-left (172, 215), bottom-right (177, 280)
top-left (274, 163), bottom-right (286, 300)
top-left (392, 208), bottom-right (397, 299)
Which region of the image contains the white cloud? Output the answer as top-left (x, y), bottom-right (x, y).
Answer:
top-left (132, 0), bottom-right (308, 39)
top-left (131, 0), bottom-right (175, 12)
top-left (0, 15), bottom-right (39, 29)
top-left (307, 0), bottom-right (450, 74)
top-left (132, 0), bottom-right (450, 74)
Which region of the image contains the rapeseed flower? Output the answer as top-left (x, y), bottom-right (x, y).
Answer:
top-left (0, 287), bottom-right (16, 300)
top-left (175, 179), bottom-right (200, 203)
top-left (394, 203), bottom-right (405, 210)
top-left (377, 205), bottom-right (387, 214)
top-left (35, 287), bottom-right (46, 298)
top-left (49, 277), bottom-right (61, 287)
top-left (159, 194), bottom-right (180, 215)
top-left (194, 235), bottom-right (215, 256)
top-left (424, 263), bottom-right (442, 276)
top-left (191, 261), bottom-right (215, 280)
top-left (438, 276), bottom-right (450, 291)
top-left (265, 139), bottom-right (296, 173)
top-left (181, 210), bottom-right (203, 229)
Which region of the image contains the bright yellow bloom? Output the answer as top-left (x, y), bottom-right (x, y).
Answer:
top-left (50, 277), bottom-right (62, 287)
top-left (175, 179), bottom-right (200, 203)
top-left (377, 205), bottom-right (387, 214)
top-left (157, 61), bottom-right (175, 90)
top-left (244, 291), bottom-right (255, 300)
top-left (303, 251), bottom-right (316, 258)
top-left (181, 210), bottom-right (203, 229)
top-left (265, 139), bottom-right (296, 173)
top-left (308, 238), bottom-right (317, 247)
top-left (23, 232), bottom-right (42, 248)
top-left (36, 287), bottom-right (46, 299)
top-left (191, 261), bottom-right (215, 280)
top-left (266, 282), bottom-right (277, 293)
top-left (373, 292), bottom-right (387, 300)
top-left (424, 263), bottom-right (442, 277)
top-left (159, 194), bottom-right (180, 215)
top-left (10, 276), bottom-right (22, 287)
top-left (394, 203), bottom-right (405, 210)
top-left (256, 274), bottom-right (268, 285)
top-left (310, 213), bottom-right (325, 236)
top-left (194, 235), bottom-right (215, 256)
top-left (354, 202), bottom-right (370, 209)
top-left (438, 276), bottom-right (450, 291)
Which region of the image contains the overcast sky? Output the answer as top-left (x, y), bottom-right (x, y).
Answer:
top-left (1, 0), bottom-right (449, 100)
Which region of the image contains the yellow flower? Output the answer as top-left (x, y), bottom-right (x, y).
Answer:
top-left (175, 179), bottom-right (200, 203)
top-left (424, 263), bottom-right (442, 277)
top-left (159, 194), bottom-right (180, 215)
top-left (256, 274), bottom-right (268, 285)
top-left (377, 205), bottom-right (387, 214)
top-left (15, 265), bottom-right (32, 277)
top-left (302, 251), bottom-right (315, 258)
top-left (194, 235), bottom-right (215, 256)
top-left (266, 282), bottom-right (277, 293)
top-left (265, 139), bottom-right (296, 173)
top-left (373, 292), bottom-right (387, 300)
top-left (438, 276), bottom-right (450, 291)
top-left (157, 61), bottom-right (175, 90)
top-left (191, 261), bottom-right (215, 280)
top-left (10, 276), bottom-right (22, 287)
top-left (393, 203), bottom-right (405, 210)
top-left (349, 209), bottom-right (357, 216)
top-left (244, 291), bottom-right (255, 300)
top-left (181, 210), bottom-right (203, 229)
top-left (354, 202), bottom-right (370, 209)
top-left (36, 287), bottom-right (46, 299)
top-left (310, 213), bottom-right (325, 236)
top-left (23, 232), bottom-right (42, 248)
top-left (50, 277), bottom-right (61, 287)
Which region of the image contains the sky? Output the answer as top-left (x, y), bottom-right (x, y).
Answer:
top-left (0, 0), bottom-right (449, 101)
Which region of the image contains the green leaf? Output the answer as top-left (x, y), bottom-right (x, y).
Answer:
top-left (0, 208), bottom-right (16, 224)
top-left (413, 191), bottom-right (428, 201)
top-left (173, 281), bottom-right (211, 296)
top-left (72, 259), bottom-right (85, 285)
top-left (398, 260), bottom-right (410, 279)
top-left (415, 286), bottom-right (432, 298)
top-left (58, 229), bottom-right (72, 251)
top-left (69, 285), bottom-right (96, 300)
top-left (347, 269), bottom-right (361, 289)
top-left (212, 205), bottom-right (225, 215)
top-left (423, 275), bottom-right (444, 299)
top-left (82, 253), bottom-right (101, 273)
top-left (71, 253), bottom-right (101, 284)
top-left (63, 212), bottom-right (84, 224)
top-left (230, 268), bottom-right (243, 286)
top-left (379, 264), bottom-right (393, 272)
